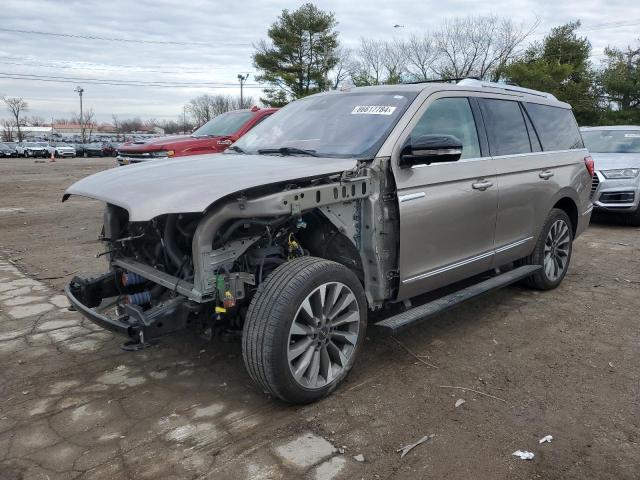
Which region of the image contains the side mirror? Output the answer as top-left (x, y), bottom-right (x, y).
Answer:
top-left (400, 134), bottom-right (463, 168)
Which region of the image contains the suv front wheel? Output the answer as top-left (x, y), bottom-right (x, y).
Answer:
top-left (519, 208), bottom-right (573, 290)
top-left (242, 257), bottom-right (367, 404)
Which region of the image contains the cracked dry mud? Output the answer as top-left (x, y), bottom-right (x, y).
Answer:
top-left (0, 157), bottom-right (639, 480)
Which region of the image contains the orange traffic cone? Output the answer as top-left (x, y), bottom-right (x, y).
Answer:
top-left (49, 150), bottom-right (56, 162)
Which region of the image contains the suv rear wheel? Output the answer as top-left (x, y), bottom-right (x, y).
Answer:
top-left (518, 208), bottom-right (573, 290)
top-left (242, 257), bottom-right (367, 404)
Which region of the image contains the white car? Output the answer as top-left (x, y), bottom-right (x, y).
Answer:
top-left (581, 126), bottom-right (640, 225)
top-left (15, 142), bottom-right (48, 157)
top-left (46, 143), bottom-right (76, 158)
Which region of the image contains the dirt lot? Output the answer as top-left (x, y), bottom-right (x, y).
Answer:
top-left (0, 157), bottom-right (638, 480)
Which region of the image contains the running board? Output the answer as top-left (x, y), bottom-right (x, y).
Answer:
top-left (374, 265), bottom-right (541, 334)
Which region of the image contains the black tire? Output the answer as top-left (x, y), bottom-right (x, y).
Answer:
top-left (242, 256), bottom-right (367, 404)
top-left (517, 208), bottom-right (573, 290)
top-left (625, 209), bottom-right (640, 227)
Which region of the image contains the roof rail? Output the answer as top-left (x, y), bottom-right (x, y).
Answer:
top-left (457, 78), bottom-right (557, 100)
top-left (404, 77), bottom-right (481, 84)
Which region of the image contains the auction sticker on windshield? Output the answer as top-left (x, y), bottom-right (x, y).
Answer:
top-left (351, 105), bottom-right (397, 115)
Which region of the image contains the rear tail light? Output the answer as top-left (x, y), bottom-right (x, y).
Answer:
top-left (584, 155), bottom-right (594, 177)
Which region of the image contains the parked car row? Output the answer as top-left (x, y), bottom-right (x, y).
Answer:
top-left (0, 141), bottom-right (124, 159)
top-left (0, 143), bottom-right (18, 157)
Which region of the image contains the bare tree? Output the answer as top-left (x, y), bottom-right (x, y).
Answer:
top-left (1, 118), bottom-right (14, 141)
top-left (186, 94), bottom-right (252, 127)
top-left (330, 47), bottom-right (356, 89)
top-left (83, 109), bottom-right (95, 142)
top-left (352, 38), bottom-right (386, 86)
top-left (381, 39), bottom-right (408, 84)
top-left (111, 114), bottom-right (121, 141)
top-left (2, 97), bottom-right (28, 141)
top-left (350, 38), bottom-right (409, 85)
top-left (405, 34), bottom-right (439, 81)
top-left (27, 115), bottom-right (46, 126)
top-left (433, 15), bottom-right (537, 81)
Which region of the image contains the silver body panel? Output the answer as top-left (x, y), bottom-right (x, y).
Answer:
top-left (589, 152), bottom-right (640, 213)
top-left (491, 149), bottom-right (591, 265)
top-left (64, 153), bottom-right (358, 221)
top-left (385, 88), bottom-right (591, 300)
top-left (65, 82), bottom-right (592, 307)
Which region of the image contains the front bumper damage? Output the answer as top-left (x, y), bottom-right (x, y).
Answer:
top-left (66, 271), bottom-right (201, 348)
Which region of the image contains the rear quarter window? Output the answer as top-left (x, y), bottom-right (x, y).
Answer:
top-left (523, 103), bottom-right (584, 151)
top-left (479, 99), bottom-right (532, 156)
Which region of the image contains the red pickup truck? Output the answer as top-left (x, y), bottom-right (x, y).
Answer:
top-left (116, 106), bottom-right (277, 165)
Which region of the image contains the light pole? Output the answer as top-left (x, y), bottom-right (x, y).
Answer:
top-left (237, 74), bottom-right (249, 108)
top-left (75, 86), bottom-right (84, 142)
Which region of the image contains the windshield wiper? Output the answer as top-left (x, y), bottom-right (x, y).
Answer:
top-left (226, 145), bottom-right (246, 154)
top-left (257, 147), bottom-right (319, 157)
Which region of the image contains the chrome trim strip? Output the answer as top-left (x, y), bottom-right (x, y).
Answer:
top-left (399, 192), bottom-right (426, 203)
top-left (494, 236), bottom-right (533, 254)
top-left (402, 237), bottom-right (534, 284)
top-left (411, 156), bottom-right (489, 167)
top-left (413, 148), bottom-right (462, 155)
top-left (410, 148), bottom-right (588, 168)
top-left (582, 205), bottom-right (594, 216)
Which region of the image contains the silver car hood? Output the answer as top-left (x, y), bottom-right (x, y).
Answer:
top-left (64, 153), bottom-right (358, 221)
top-left (591, 152), bottom-right (640, 170)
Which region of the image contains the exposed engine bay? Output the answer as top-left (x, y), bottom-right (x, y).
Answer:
top-left (65, 164), bottom-right (398, 348)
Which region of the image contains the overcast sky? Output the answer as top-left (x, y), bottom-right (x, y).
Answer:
top-left (1, 0), bottom-right (638, 123)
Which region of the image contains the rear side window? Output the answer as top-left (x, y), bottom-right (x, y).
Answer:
top-left (523, 103), bottom-right (584, 151)
top-left (480, 99), bottom-right (531, 156)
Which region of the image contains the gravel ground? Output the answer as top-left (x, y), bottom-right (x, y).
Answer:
top-left (0, 156), bottom-right (638, 480)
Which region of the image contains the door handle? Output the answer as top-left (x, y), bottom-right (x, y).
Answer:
top-left (539, 170), bottom-right (554, 180)
top-left (472, 180), bottom-right (494, 191)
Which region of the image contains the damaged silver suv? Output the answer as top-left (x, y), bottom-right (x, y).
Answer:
top-left (64, 79), bottom-right (593, 404)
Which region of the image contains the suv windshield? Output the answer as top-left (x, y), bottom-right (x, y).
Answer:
top-left (233, 91), bottom-right (416, 158)
top-left (582, 129), bottom-right (640, 153)
top-left (192, 111), bottom-right (253, 137)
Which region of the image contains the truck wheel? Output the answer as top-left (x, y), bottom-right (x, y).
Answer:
top-left (518, 208), bottom-right (573, 290)
top-left (242, 257), bottom-right (367, 404)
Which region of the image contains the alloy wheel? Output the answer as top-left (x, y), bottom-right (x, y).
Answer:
top-left (287, 282), bottom-right (360, 390)
top-left (543, 219), bottom-right (571, 281)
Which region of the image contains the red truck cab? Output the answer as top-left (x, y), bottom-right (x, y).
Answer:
top-left (116, 106), bottom-right (277, 165)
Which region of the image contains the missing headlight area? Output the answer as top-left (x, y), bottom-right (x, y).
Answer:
top-left (66, 173), bottom-right (374, 350)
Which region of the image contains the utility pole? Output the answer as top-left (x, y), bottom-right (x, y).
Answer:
top-left (182, 105), bottom-right (186, 134)
top-left (75, 86), bottom-right (84, 142)
top-left (237, 74), bottom-right (249, 108)
top-left (50, 116), bottom-right (54, 142)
